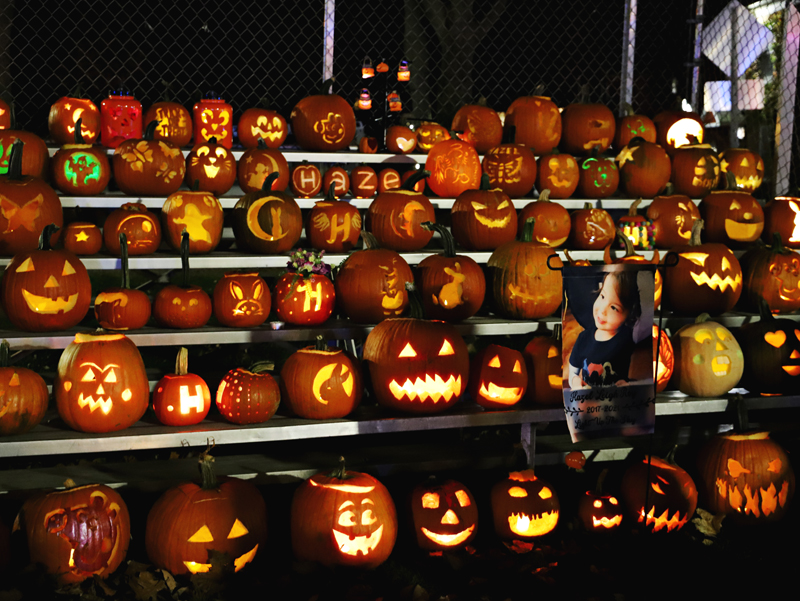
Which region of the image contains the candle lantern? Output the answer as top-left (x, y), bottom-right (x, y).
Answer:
top-left (100, 90), bottom-right (142, 148)
top-left (193, 92), bottom-right (233, 148)
top-left (388, 91), bottom-right (402, 113)
top-left (358, 89), bottom-right (372, 110)
top-left (397, 60), bottom-right (410, 82)
top-left (376, 61), bottom-right (389, 73)
top-left (362, 56), bottom-right (375, 79)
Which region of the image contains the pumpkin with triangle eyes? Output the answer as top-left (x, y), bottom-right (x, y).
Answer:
top-left (579, 490), bottom-right (624, 532)
top-left (0, 340), bottom-right (48, 435)
top-left (699, 189), bottom-right (764, 246)
top-left (451, 174), bottom-right (518, 251)
top-left (737, 303), bottom-right (800, 395)
top-left (719, 148), bottom-right (764, 192)
top-left (238, 107), bottom-right (287, 149)
top-left (185, 138), bottom-right (236, 195)
top-left (410, 478), bottom-right (478, 551)
top-left (146, 452), bottom-right (268, 576)
top-left (468, 344), bottom-right (527, 409)
top-left (491, 469), bottom-right (559, 539)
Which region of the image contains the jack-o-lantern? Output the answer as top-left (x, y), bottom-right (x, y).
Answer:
top-left (0, 97), bottom-right (8, 130)
top-left (416, 221), bottom-right (486, 321)
top-left (482, 143), bottom-right (537, 198)
top-left (185, 138), bottom-right (237, 195)
top-left (55, 331), bottom-right (149, 433)
top-left (0, 128), bottom-right (49, 179)
top-left (291, 161), bottom-right (323, 198)
top-left (216, 364), bottom-right (280, 425)
top-left (663, 220), bottom-right (742, 314)
top-left (504, 95), bottom-right (562, 155)
top-left (646, 193), bottom-right (700, 248)
top-left (560, 99), bottom-right (616, 156)
top-left (192, 94), bottom-right (233, 148)
top-left (62, 222), bottom-right (102, 256)
top-left (719, 148), bottom-right (764, 193)
top-left (146, 451), bottom-right (267, 575)
top-left (616, 137), bottom-right (671, 198)
top-left (152, 232), bottom-right (212, 329)
top-left (523, 325), bottom-right (563, 405)
top-left (0, 139), bottom-right (62, 256)
top-left (488, 218), bottom-right (564, 319)
top-left (653, 109), bottom-right (704, 156)
top-left (322, 165), bottom-right (350, 198)
top-left (334, 232), bottom-right (414, 323)
top-left (274, 269), bottom-right (335, 327)
top-left (1, 224), bottom-right (91, 331)
top-left (385, 125), bottom-right (417, 154)
top-left (290, 79), bottom-right (356, 151)
top-left (700, 188), bottom-right (764, 246)
top-left (232, 173), bottom-right (302, 254)
top-left (653, 325), bottom-right (674, 392)
top-left (213, 271), bottom-right (270, 328)
top-left (358, 136), bottom-right (379, 154)
top-left (307, 184), bottom-right (362, 253)
top-left (48, 95), bottom-right (101, 144)
top-left (350, 164), bottom-right (378, 198)
top-left (697, 431), bottom-right (795, 524)
top-left (94, 233), bottom-right (152, 331)
top-left (291, 459), bottom-right (397, 568)
top-left (468, 344), bottom-right (527, 409)
top-left (451, 173), bottom-right (518, 251)
top-left (103, 202), bottom-right (161, 256)
top-left (621, 453), bottom-right (698, 532)
top-left (614, 104), bottom-right (656, 149)
top-left (617, 198), bottom-right (654, 250)
top-left (100, 92), bottom-right (142, 148)
top-left (363, 311), bottom-right (469, 414)
top-left (740, 234), bottom-right (800, 314)
top-left (378, 168), bottom-right (401, 193)
top-left (568, 203), bottom-right (616, 250)
top-left (578, 470), bottom-right (623, 532)
top-left (451, 103), bottom-right (503, 153)
top-left (112, 121), bottom-right (185, 196)
top-left (670, 144), bottom-right (719, 197)
top-left (367, 171), bottom-right (436, 251)
top-left (518, 189), bottom-right (571, 247)
top-left (238, 106), bottom-right (288, 149)
top-left (535, 151), bottom-right (579, 199)
top-left (0, 339), bottom-right (48, 435)
top-left (161, 186), bottom-right (224, 254)
top-left (764, 195), bottom-right (800, 249)
top-left (280, 337), bottom-right (363, 419)
top-left (671, 313), bottom-right (743, 397)
top-left (15, 482), bottom-right (130, 584)
top-left (416, 122), bottom-right (450, 153)
top-left (143, 99), bottom-right (193, 147)
top-left (410, 478), bottom-right (478, 551)
top-left (603, 230), bottom-right (662, 308)
top-left (152, 347), bottom-right (211, 426)
top-left (577, 151), bottom-right (619, 198)
top-left (491, 470), bottom-right (559, 539)
top-left (238, 139), bottom-right (289, 194)
top-left (425, 137), bottom-right (481, 198)
top-left (51, 121), bottom-right (111, 196)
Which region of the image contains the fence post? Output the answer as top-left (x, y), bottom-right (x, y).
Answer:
top-left (775, 3), bottom-right (800, 195)
top-left (729, 6), bottom-right (740, 149)
top-left (323, 0), bottom-right (336, 81)
top-left (691, 0), bottom-right (706, 113)
top-left (620, 0), bottom-right (637, 114)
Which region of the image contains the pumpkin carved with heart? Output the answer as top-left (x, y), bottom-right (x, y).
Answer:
top-left (410, 478), bottom-right (478, 551)
top-left (491, 470), bottom-right (559, 539)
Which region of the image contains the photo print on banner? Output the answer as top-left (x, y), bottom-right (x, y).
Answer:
top-left (562, 263), bottom-right (656, 443)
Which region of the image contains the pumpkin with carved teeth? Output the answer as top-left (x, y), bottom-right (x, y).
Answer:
top-left (491, 469), bottom-right (559, 539)
top-left (468, 344), bottom-right (527, 409)
top-left (718, 148), bottom-right (764, 193)
top-left (451, 173), bottom-right (518, 251)
top-left (238, 107), bottom-right (288, 149)
top-left (410, 478), bottom-right (478, 551)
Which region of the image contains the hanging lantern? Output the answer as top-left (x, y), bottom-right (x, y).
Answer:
top-left (388, 91), bottom-right (402, 113)
top-left (376, 61), bottom-right (389, 73)
top-left (357, 89), bottom-right (372, 111)
top-left (397, 60), bottom-right (410, 82)
top-left (362, 56), bottom-right (375, 79)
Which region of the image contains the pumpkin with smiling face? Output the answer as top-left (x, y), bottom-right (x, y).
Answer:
top-left (700, 189), bottom-right (764, 246)
top-left (290, 78), bottom-right (356, 151)
top-left (535, 151), bottom-right (579, 199)
top-left (737, 302), bottom-right (800, 395)
top-left (740, 233), bottom-right (800, 314)
top-left (238, 106), bottom-right (287, 149)
top-left (577, 469), bottom-right (623, 532)
top-left (185, 138), bottom-right (237, 195)
top-left (719, 148), bottom-right (764, 193)
top-left (146, 451), bottom-right (267, 576)
top-left (152, 233), bottom-right (212, 329)
top-left (491, 469), bottom-right (559, 539)
top-left (468, 344), bottom-right (527, 410)
top-left (577, 152), bottom-right (619, 199)
top-left (291, 459), bottom-right (397, 568)
top-left (410, 478), bottom-right (478, 551)
top-left (646, 194), bottom-right (700, 248)
top-left (451, 174), bottom-right (518, 251)
top-left (518, 189), bottom-right (571, 248)
top-left (232, 173), bottom-right (302, 254)
top-left (415, 122), bottom-right (450, 153)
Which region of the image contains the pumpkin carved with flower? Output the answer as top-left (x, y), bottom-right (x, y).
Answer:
top-left (112, 121), bottom-right (185, 196)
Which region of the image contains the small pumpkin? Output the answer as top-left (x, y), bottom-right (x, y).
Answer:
top-left (237, 138), bottom-right (289, 194)
top-left (94, 233), bottom-right (152, 331)
top-left (112, 120), bottom-right (186, 196)
top-left (491, 469), bottom-right (559, 539)
top-left (415, 122), bottom-right (451, 153)
top-left (63, 221), bottom-right (102, 256)
top-left (535, 150), bottom-right (579, 199)
top-left (152, 347), bottom-right (211, 426)
top-left (617, 198), bottom-right (654, 250)
top-left (451, 173), bottom-right (518, 251)
top-left (103, 202), bottom-right (162, 256)
top-left (578, 469), bottom-right (623, 532)
top-left (273, 257), bottom-right (336, 327)
top-left (232, 172), bottom-right (302, 254)
top-left (216, 363), bottom-right (281, 425)
top-left (468, 343), bottom-right (527, 409)
top-left (161, 183), bottom-right (224, 254)
top-left (518, 188), bottom-right (570, 247)
top-left (410, 477), bottom-right (478, 551)
top-left (385, 125), bottom-right (417, 154)
top-left (290, 78), bottom-right (356, 151)
top-left (0, 339), bottom-right (48, 435)
top-left (212, 271), bottom-right (270, 328)
top-left (322, 165), bottom-right (350, 198)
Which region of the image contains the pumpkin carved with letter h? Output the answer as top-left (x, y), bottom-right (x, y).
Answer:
top-left (274, 249), bottom-right (335, 326)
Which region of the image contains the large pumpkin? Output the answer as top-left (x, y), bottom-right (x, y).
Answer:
top-left (232, 172), bottom-right (302, 253)
top-left (112, 120), bottom-right (186, 196)
top-left (367, 171), bottom-right (436, 251)
top-left (559, 101), bottom-right (616, 156)
top-left (161, 186), bottom-right (224, 254)
top-left (290, 78), bottom-right (356, 151)
top-left (410, 478), bottom-right (478, 551)
top-left (491, 469), bottom-right (559, 539)
top-left (451, 103), bottom-right (503, 153)
top-left (616, 137), bottom-right (671, 198)
top-left (451, 173), bottom-right (518, 251)
top-left (481, 143), bottom-right (537, 198)
top-left (740, 233), bottom-right (800, 314)
top-left (518, 189), bottom-right (571, 247)
top-left (48, 95), bottom-right (101, 145)
top-left (425, 137), bottom-right (481, 198)
top-left (55, 331), bottom-right (149, 433)
top-left (0, 340), bottom-right (48, 435)
top-left (503, 95), bottom-right (562, 155)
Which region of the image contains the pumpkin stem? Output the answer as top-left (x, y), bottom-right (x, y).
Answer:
top-left (208, 136), bottom-right (218, 145)
top-left (325, 182), bottom-right (337, 201)
top-left (724, 171), bottom-right (738, 191)
top-left (63, 478), bottom-right (78, 490)
top-left (533, 82), bottom-right (546, 96)
top-left (119, 233), bottom-right (131, 289)
top-left (401, 169), bottom-right (430, 192)
top-left (689, 218), bottom-right (704, 246)
top-left (257, 137), bottom-right (267, 150)
top-left (331, 456), bottom-right (348, 479)
top-left (520, 217), bottom-right (536, 243)
top-left (538, 188), bottom-right (551, 203)
top-left (664, 445), bottom-right (679, 465)
top-left (595, 468), bottom-right (609, 494)
top-left (261, 172), bottom-right (279, 193)
top-left (479, 172), bottom-right (491, 191)
top-left (405, 281), bottom-right (425, 319)
top-left (583, 202), bottom-right (593, 210)
top-left (38, 223), bottom-right (59, 252)
top-left (421, 221), bottom-right (455, 258)
top-left (315, 334), bottom-right (327, 351)
top-left (616, 228), bottom-right (637, 259)
top-left (158, 80), bottom-right (175, 103)
top-left (320, 77), bottom-right (336, 95)
top-left (732, 394), bottom-right (749, 432)
top-left (143, 120), bottom-right (158, 141)
top-left (621, 102), bottom-right (634, 117)
top-left (578, 84), bottom-right (591, 104)
top-left (772, 232), bottom-right (786, 254)
top-left (695, 312), bottom-right (711, 324)
top-left (175, 347), bottom-right (189, 375)
top-left (0, 340), bottom-right (9, 368)
top-left (73, 117), bottom-right (85, 144)
top-left (199, 445), bottom-right (218, 490)
top-left (552, 323), bottom-right (562, 341)
top-left (361, 230), bottom-right (380, 250)
top-left (628, 198), bottom-right (642, 216)
top-left (756, 297), bottom-right (775, 322)
top-left (180, 230), bottom-right (191, 287)
top-left (249, 361), bottom-right (275, 374)
top-left (563, 249), bottom-right (578, 266)
top-left (6, 138), bottom-right (24, 181)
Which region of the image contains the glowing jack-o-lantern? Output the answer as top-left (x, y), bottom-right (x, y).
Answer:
top-left (103, 202), bottom-right (161, 256)
top-left (0, 129), bottom-right (49, 179)
top-left (238, 140), bottom-right (289, 194)
top-left (614, 105), bottom-right (656, 149)
top-left (146, 451), bottom-right (267, 576)
top-left (700, 189), bottom-right (764, 246)
top-left (518, 189), bottom-right (571, 248)
top-left (481, 143), bottom-right (537, 199)
top-left (577, 153), bottom-right (619, 199)
top-left (621, 453), bottom-right (698, 533)
top-left (740, 233), bottom-right (800, 314)
top-left (491, 470), bottom-right (559, 539)
top-left (307, 184), bottom-right (362, 253)
top-left (63, 222), bottom-right (102, 256)
top-left (192, 95), bottom-right (233, 148)
top-left (290, 79), bottom-right (356, 151)
top-left (291, 161), bottom-right (323, 198)
top-left (653, 109), bottom-right (704, 155)
top-left (568, 203), bottom-right (616, 250)
top-left (410, 478), bottom-right (478, 551)
top-left (385, 125), bottom-right (417, 154)
top-left (213, 271), bottom-right (270, 328)
top-left (322, 165), bottom-right (350, 198)
top-left (578, 471), bottom-right (623, 532)
top-left (425, 137), bottom-right (481, 198)
top-left (55, 331), bottom-right (149, 433)
top-left (535, 151), bottom-right (579, 199)
top-left (737, 302), bottom-right (800, 395)
top-left (671, 144), bottom-right (720, 197)
top-left (468, 344), bottom-right (527, 409)
top-left (185, 138), bottom-right (237, 195)
top-left (100, 92), bottom-right (142, 148)
top-left (719, 148), bottom-right (764, 193)
top-left (291, 459), bottom-right (397, 568)
top-left (162, 187), bottom-right (224, 254)
top-left (646, 194), bottom-right (700, 248)
top-left (112, 121), bottom-right (186, 196)
top-left (697, 431), bottom-right (795, 524)
top-left (238, 106), bottom-right (288, 149)
top-left (51, 127), bottom-right (111, 197)
top-left (523, 325), bottom-right (563, 405)
top-left (48, 96), bottom-right (100, 145)
top-left (350, 164), bottom-right (378, 198)
top-left (152, 233), bottom-right (213, 329)
top-left (451, 173), bottom-right (518, 251)
top-left (0, 340), bottom-right (49, 435)
top-left (652, 325), bottom-right (674, 392)
top-left (416, 122), bottom-right (450, 153)
top-left (152, 348), bottom-right (211, 426)
top-left (616, 137), bottom-right (671, 198)
top-left (274, 272), bottom-right (335, 327)
top-left (216, 365), bottom-right (280, 425)
top-left (367, 171), bottom-right (436, 251)
top-left (14, 483), bottom-right (130, 584)
top-left (143, 100), bottom-right (193, 148)
top-left (764, 196), bottom-right (800, 249)
top-left (451, 103), bottom-right (503, 153)
top-left (232, 173), bottom-right (302, 254)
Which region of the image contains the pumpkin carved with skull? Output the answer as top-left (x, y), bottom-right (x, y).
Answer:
top-left (291, 460), bottom-right (397, 568)
top-left (468, 344), bottom-right (527, 409)
top-left (410, 478), bottom-right (478, 551)
top-left (491, 470), bottom-right (559, 539)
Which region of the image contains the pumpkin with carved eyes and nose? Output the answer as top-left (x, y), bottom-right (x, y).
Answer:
top-left (146, 450), bottom-right (268, 576)
top-left (577, 151), bottom-right (619, 199)
top-left (719, 148), bottom-right (764, 193)
top-left (451, 174), bottom-right (518, 251)
top-left (468, 344), bottom-right (527, 410)
top-left (152, 232), bottom-right (212, 329)
top-left (415, 122), bottom-right (450, 153)
top-left (55, 331), bottom-right (149, 433)
top-left (213, 271), bottom-right (270, 328)
top-left (185, 137), bottom-right (236, 195)
top-left (291, 459), bottom-right (397, 568)
top-left (491, 469), bottom-right (559, 539)
top-left (535, 150), bottom-right (579, 199)
top-left (699, 188), bottom-right (764, 246)
top-left (410, 477), bottom-right (478, 551)
top-left (238, 106), bottom-right (288, 149)
top-left (578, 470), bottom-right (623, 532)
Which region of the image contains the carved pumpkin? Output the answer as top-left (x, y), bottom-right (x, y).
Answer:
top-left (15, 482), bottom-right (130, 584)
top-left (307, 184), bottom-right (362, 253)
top-left (616, 137), bottom-right (671, 198)
top-left (518, 189), bottom-right (571, 247)
top-left (334, 232), bottom-right (414, 323)
top-left (291, 161), bottom-right (322, 198)
top-left (146, 451), bottom-right (267, 575)
top-left (482, 143), bottom-right (537, 198)
top-left (577, 151), bottom-right (619, 199)
top-left (291, 459), bottom-right (397, 568)
top-left (1, 225), bottom-right (91, 331)
top-left (468, 344), bottom-right (527, 409)
top-left (290, 78), bottom-right (356, 151)
top-left (535, 151), bottom-right (579, 199)
top-left (451, 103), bottom-right (503, 153)
top-left (603, 230), bottom-right (662, 308)
top-left (232, 173), bottom-right (302, 253)
top-left (653, 325), bottom-right (674, 393)
top-left (239, 140), bottom-right (289, 194)
top-left (280, 337), bottom-right (363, 419)
top-left (568, 203), bottom-right (616, 250)
top-left (653, 109), bottom-right (704, 156)
top-left (671, 313), bottom-right (743, 397)
top-left (358, 136), bottom-right (379, 154)
top-left (143, 100), bottom-right (193, 147)
top-left (48, 95), bottom-right (101, 144)
top-left (670, 144), bottom-right (720, 197)
top-left (274, 272), bottom-right (335, 327)
top-left (350, 164), bottom-right (377, 198)
top-left (491, 470), bottom-right (559, 539)
top-left (697, 431), bottom-right (795, 524)
top-left (161, 186), bottom-right (224, 254)
top-left (94, 233), bottom-right (152, 331)
top-left (0, 340), bottom-right (48, 435)
top-left (238, 106), bottom-right (287, 149)
top-left (185, 138), bottom-right (237, 195)
top-left (416, 122), bottom-right (451, 153)
top-left (523, 325), bottom-right (563, 405)
top-left (425, 137), bottom-right (481, 198)
top-left (378, 168), bottom-right (401, 193)
top-left (55, 331), bottom-right (149, 432)
top-left (216, 364), bottom-right (280, 425)
top-left (367, 171), bottom-right (436, 251)
top-left (152, 347), bottom-right (211, 426)
top-left (560, 101), bottom-right (616, 156)
top-left (193, 95), bottom-right (233, 148)
top-left (451, 173), bottom-right (518, 251)
top-left (152, 232), bottom-right (212, 329)
top-left (488, 219), bottom-right (564, 319)
top-left (50, 122), bottom-right (111, 196)
top-left (719, 148), bottom-right (764, 193)
top-left (410, 478), bottom-right (478, 551)
top-left (0, 98), bottom-right (8, 130)
top-left (112, 121), bottom-right (185, 196)
top-left (763, 195), bottom-right (800, 249)
top-left (62, 222), bottom-right (102, 256)
top-left (504, 95), bottom-right (562, 155)
top-left (614, 104), bottom-right (656, 149)
top-left (578, 470), bottom-right (623, 532)
top-left (646, 193), bottom-right (700, 248)
top-left (103, 202), bottom-right (162, 256)
top-left (621, 453), bottom-right (698, 532)
top-left (0, 128), bottom-right (49, 179)
top-left (699, 189), bottom-right (764, 246)
top-left (100, 92), bottom-right (142, 148)
top-left (740, 234), bottom-right (800, 314)
top-left (213, 271), bottom-right (270, 328)
top-left (385, 125), bottom-right (417, 154)
top-left (322, 165), bottom-right (350, 198)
